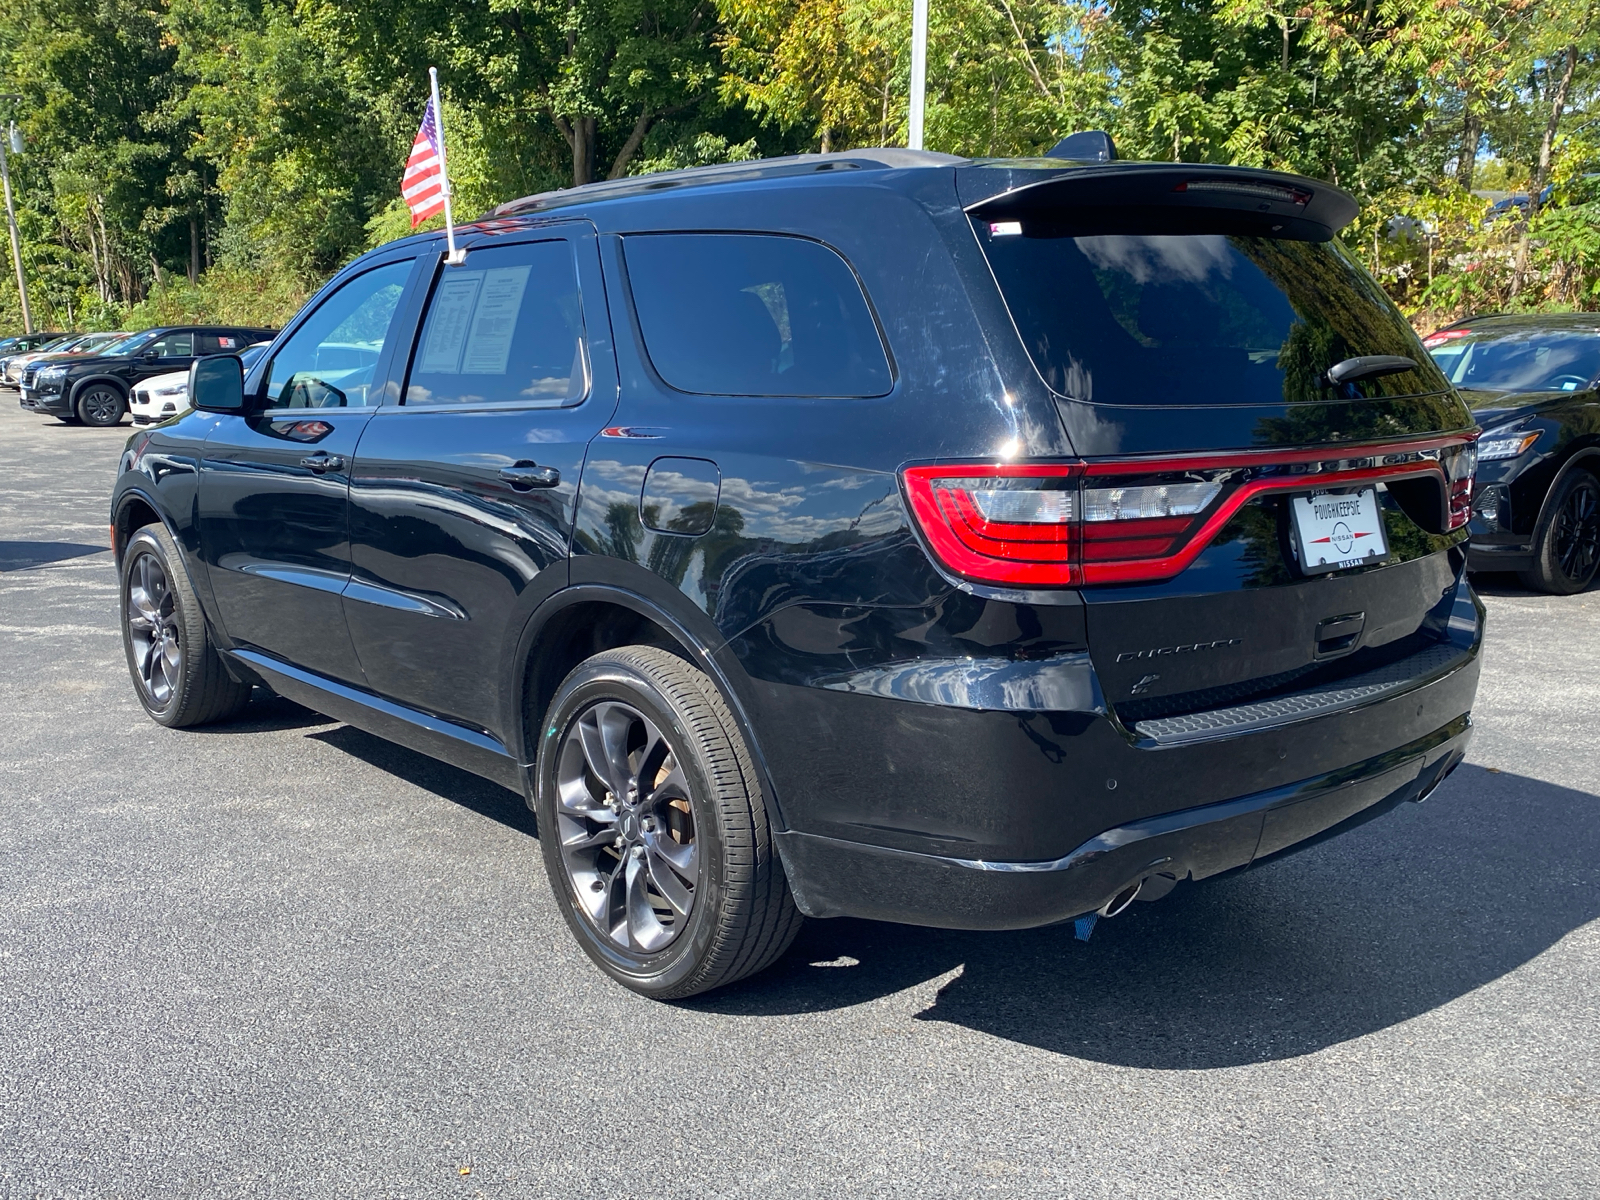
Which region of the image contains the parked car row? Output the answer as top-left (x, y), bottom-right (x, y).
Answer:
top-left (5, 325), bottom-right (274, 427)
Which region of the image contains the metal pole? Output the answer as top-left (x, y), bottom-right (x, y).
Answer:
top-left (429, 68), bottom-right (465, 266)
top-left (0, 124), bottom-right (32, 334)
top-left (908, 0), bottom-right (928, 151)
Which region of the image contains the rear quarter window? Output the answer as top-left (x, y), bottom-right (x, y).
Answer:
top-left (624, 233), bottom-right (893, 398)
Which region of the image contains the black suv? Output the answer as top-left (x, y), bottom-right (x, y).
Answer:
top-left (111, 144), bottom-right (1482, 999)
top-left (24, 325), bottom-right (273, 426)
top-left (1425, 313), bottom-right (1600, 592)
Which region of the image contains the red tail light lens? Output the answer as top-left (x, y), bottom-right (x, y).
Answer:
top-left (902, 465), bottom-right (1082, 585)
top-left (902, 435), bottom-right (1477, 588)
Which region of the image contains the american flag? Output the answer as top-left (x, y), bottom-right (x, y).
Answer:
top-left (402, 98), bottom-right (447, 227)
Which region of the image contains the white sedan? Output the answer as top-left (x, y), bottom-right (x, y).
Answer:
top-left (130, 341), bottom-right (271, 425)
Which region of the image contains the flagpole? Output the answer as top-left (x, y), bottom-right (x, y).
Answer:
top-left (429, 67), bottom-right (465, 265)
top-left (908, 0), bottom-right (928, 151)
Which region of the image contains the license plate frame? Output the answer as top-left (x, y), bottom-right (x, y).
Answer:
top-left (1290, 487), bottom-right (1390, 574)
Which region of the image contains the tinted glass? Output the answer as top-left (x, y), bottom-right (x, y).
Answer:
top-left (405, 240), bottom-right (585, 407)
top-left (624, 233), bottom-right (892, 397)
top-left (977, 222), bottom-right (1446, 407)
top-left (147, 332), bottom-right (194, 357)
top-left (105, 332), bottom-right (154, 356)
top-left (239, 343), bottom-right (271, 369)
top-left (266, 259), bottom-right (411, 409)
top-left (196, 332), bottom-right (248, 354)
top-left (1429, 329), bottom-right (1600, 393)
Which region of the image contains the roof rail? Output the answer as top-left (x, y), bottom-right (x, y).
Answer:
top-left (489, 148), bottom-right (964, 217)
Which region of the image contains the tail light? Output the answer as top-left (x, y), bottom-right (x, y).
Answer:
top-left (902, 434), bottom-right (1478, 588)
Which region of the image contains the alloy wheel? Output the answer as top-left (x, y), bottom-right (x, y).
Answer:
top-left (81, 387), bottom-right (123, 426)
top-left (1553, 478), bottom-right (1600, 586)
top-left (126, 551), bottom-right (181, 706)
top-left (554, 700), bottom-right (699, 954)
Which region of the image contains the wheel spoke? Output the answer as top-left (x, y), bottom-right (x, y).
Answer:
top-left (623, 852), bottom-right (671, 952)
top-left (644, 842), bottom-right (695, 916)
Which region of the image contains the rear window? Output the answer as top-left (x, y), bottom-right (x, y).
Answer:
top-left (976, 222), bottom-right (1446, 407)
top-left (624, 233), bottom-right (892, 397)
top-left (1426, 328), bottom-right (1600, 392)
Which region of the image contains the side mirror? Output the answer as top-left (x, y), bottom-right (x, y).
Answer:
top-left (190, 354), bottom-right (245, 413)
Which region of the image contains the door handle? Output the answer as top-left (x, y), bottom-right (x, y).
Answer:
top-left (499, 462), bottom-right (560, 490)
top-left (300, 453), bottom-right (346, 473)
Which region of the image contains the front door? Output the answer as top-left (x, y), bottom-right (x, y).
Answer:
top-left (124, 329), bottom-right (199, 391)
top-left (344, 227), bottom-right (619, 736)
top-left (198, 257), bottom-right (419, 684)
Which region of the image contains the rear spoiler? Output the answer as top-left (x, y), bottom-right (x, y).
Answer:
top-left (963, 163), bottom-right (1359, 242)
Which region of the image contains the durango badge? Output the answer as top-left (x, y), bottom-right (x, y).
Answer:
top-left (1116, 638), bottom-right (1243, 664)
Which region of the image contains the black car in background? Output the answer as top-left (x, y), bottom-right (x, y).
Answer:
top-left (1425, 313), bottom-right (1600, 592)
top-left (112, 146), bottom-right (1482, 998)
top-left (22, 325), bottom-right (274, 426)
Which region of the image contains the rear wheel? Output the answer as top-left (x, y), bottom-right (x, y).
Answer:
top-left (120, 524), bottom-right (253, 726)
top-left (77, 384), bottom-right (125, 427)
top-left (1520, 469), bottom-right (1600, 594)
top-left (534, 646), bottom-right (801, 999)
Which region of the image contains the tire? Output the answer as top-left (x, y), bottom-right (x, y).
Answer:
top-left (120, 523), bottom-right (253, 727)
top-left (76, 384), bottom-right (126, 427)
top-left (534, 646), bottom-right (802, 999)
top-left (1519, 468), bottom-right (1600, 595)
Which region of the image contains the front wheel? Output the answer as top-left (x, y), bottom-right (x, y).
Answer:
top-left (1520, 469), bottom-right (1600, 594)
top-left (120, 524), bottom-right (253, 726)
top-left (77, 384), bottom-right (126, 427)
top-left (534, 646), bottom-right (802, 999)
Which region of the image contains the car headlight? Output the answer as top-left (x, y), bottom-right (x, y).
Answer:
top-left (1477, 426), bottom-right (1540, 461)
top-left (152, 384), bottom-right (187, 398)
top-left (38, 365), bottom-right (67, 380)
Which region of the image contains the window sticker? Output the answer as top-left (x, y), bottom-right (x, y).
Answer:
top-left (417, 272), bottom-right (484, 374)
top-left (462, 265), bottom-right (531, 374)
top-left (219, 337), bottom-right (236, 348)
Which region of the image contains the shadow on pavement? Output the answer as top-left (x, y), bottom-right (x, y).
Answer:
top-left (189, 691), bottom-right (334, 734)
top-left (0, 540), bottom-right (107, 571)
top-left (694, 764), bottom-right (1599, 1069)
top-left (309, 723), bottom-right (537, 837)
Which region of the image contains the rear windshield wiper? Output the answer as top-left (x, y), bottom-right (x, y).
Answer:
top-left (1326, 355), bottom-right (1417, 386)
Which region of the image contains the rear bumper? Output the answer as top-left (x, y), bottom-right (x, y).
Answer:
top-left (778, 714), bottom-right (1470, 928)
top-left (760, 572), bottom-right (1484, 928)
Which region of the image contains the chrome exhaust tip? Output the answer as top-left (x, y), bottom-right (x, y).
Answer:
top-left (1098, 879), bottom-right (1143, 918)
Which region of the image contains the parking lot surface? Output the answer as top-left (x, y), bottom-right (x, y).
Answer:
top-left (1, 399), bottom-right (1596, 1199)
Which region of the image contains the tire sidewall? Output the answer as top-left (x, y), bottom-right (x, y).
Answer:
top-left (1532, 470), bottom-right (1600, 594)
top-left (534, 660), bottom-right (731, 997)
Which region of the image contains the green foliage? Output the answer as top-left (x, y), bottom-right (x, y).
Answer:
top-left (0, 0), bottom-right (1596, 332)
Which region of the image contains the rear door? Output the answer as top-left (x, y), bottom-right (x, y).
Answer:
top-left (197, 257), bottom-right (420, 683)
top-left (963, 173), bottom-right (1478, 719)
top-left (342, 224), bottom-right (619, 735)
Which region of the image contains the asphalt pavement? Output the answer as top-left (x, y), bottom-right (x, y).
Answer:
top-left (1, 398), bottom-right (1596, 1199)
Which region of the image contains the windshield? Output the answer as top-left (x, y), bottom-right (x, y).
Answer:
top-left (976, 222), bottom-right (1446, 406)
top-left (36, 336), bottom-right (76, 353)
top-left (239, 342), bottom-right (270, 369)
top-left (1426, 328), bottom-right (1600, 393)
top-left (103, 331), bottom-right (156, 356)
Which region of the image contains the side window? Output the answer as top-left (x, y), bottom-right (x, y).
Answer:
top-left (265, 259), bottom-right (412, 409)
top-left (623, 233), bottom-right (893, 397)
top-left (197, 333), bottom-right (245, 354)
top-left (150, 331), bottom-right (194, 357)
top-left (404, 239), bottom-right (586, 406)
